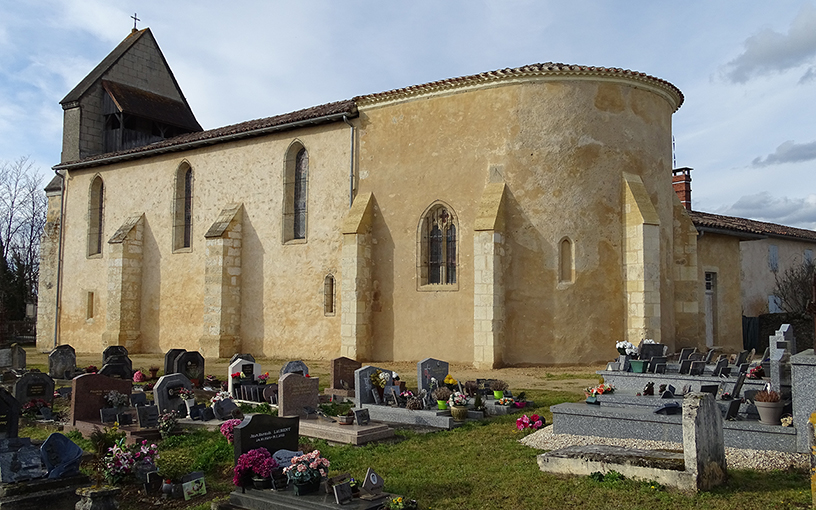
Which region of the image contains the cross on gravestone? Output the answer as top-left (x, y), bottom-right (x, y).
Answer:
top-left (69, 373), bottom-right (133, 426)
top-left (418, 358), bottom-right (449, 395)
top-left (153, 374), bottom-right (193, 415)
top-left (13, 372), bottom-right (55, 407)
top-left (278, 373), bottom-right (319, 418)
top-left (137, 405), bottom-right (159, 428)
top-left (0, 388), bottom-right (20, 439)
top-left (48, 345), bottom-right (76, 379)
top-left (232, 414), bottom-right (299, 463)
top-left (280, 360), bottom-right (310, 377)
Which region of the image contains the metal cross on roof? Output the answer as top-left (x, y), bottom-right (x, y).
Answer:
top-left (131, 13), bottom-right (140, 30)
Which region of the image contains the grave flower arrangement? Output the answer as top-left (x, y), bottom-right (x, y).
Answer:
top-left (231, 372), bottom-right (242, 380)
top-left (516, 414), bottom-right (544, 432)
top-left (399, 390), bottom-right (414, 398)
top-left (178, 387), bottom-right (195, 400)
top-left (85, 365), bottom-right (98, 374)
top-left (158, 410), bottom-right (179, 438)
top-left (497, 397), bottom-right (515, 406)
top-left (22, 398), bottom-right (51, 417)
top-left (584, 383), bottom-right (615, 398)
top-left (220, 418), bottom-right (243, 444)
top-left (384, 496), bottom-right (418, 510)
top-left (747, 365), bottom-right (765, 379)
top-left (443, 374), bottom-right (458, 390)
top-left (257, 372), bottom-right (270, 383)
top-left (448, 391), bottom-right (469, 407)
top-left (105, 390), bottom-right (130, 408)
top-left (233, 448), bottom-right (278, 486)
top-left (369, 369), bottom-right (389, 389)
top-left (211, 391), bottom-right (233, 404)
top-left (102, 438), bottom-right (159, 485)
top-left (616, 340), bottom-right (638, 356)
top-left (132, 370), bottom-right (147, 383)
top-left (283, 450), bottom-right (330, 484)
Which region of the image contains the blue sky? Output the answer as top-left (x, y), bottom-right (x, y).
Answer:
top-left (2, 1), bottom-right (816, 229)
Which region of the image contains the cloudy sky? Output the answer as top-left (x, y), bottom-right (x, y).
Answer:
top-left (2, 1), bottom-right (816, 229)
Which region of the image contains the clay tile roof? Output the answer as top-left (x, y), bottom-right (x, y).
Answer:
top-left (354, 62), bottom-right (684, 111)
top-left (55, 99), bottom-right (358, 170)
top-left (689, 210), bottom-right (816, 242)
top-left (102, 80), bottom-right (201, 132)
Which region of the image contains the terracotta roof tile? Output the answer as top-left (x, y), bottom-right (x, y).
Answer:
top-left (689, 210), bottom-right (816, 242)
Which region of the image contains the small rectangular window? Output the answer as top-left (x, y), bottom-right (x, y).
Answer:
top-left (805, 249), bottom-right (814, 264)
top-left (86, 291), bottom-right (95, 319)
top-left (768, 295), bottom-right (782, 313)
top-left (768, 245), bottom-right (779, 272)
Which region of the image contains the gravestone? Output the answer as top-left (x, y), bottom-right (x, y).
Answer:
top-left (679, 359), bottom-right (692, 375)
top-left (202, 407), bottom-right (215, 421)
top-left (647, 356), bottom-right (667, 373)
top-left (48, 344), bottom-right (76, 379)
top-left (102, 346), bottom-right (129, 365)
top-left (682, 393), bottom-right (727, 490)
top-left (153, 374), bottom-right (193, 415)
top-left (688, 352), bottom-right (705, 362)
top-left (0, 344), bottom-right (25, 370)
top-left (354, 365), bottom-right (390, 405)
top-left (361, 467), bottom-right (384, 496)
top-left (0, 438), bottom-right (46, 482)
top-left (99, 354), bottom-right (133, 379)
top-left (654, 363), bottom-right (667, 374)
top-left (263, 385), bottom-right (278, 404)
top-left (700, 384), bottom-right (719, 396)
top-left (174, 351), bottom-right (205, 386)
top-left (704, 349), bottom-right (718, 364)
top-left (639, 343), bottom-right (665, 361)
top-left (0, 388), bottom-right (20, 439)
top-left (233, 414), bottom-right (299, 463)
top-left (278, 373), bottom-right (319, 418)
top-left (280, 360), bottom-right (310, 377)
top-left (730, 373), bottom-right (746, 398)
top-left (213, 398), bottom-right (240, 421)
top-left (130, 392), bottom-right (148, 407)
top-left (724, 399), bottom-right (741, 421)
top-left (228, 358), bottom-right (261, 396)
top-left (70, 373), bottom-right (133, 425)
top-left (333, 480), bottom-right (353, 505)
top-left (137, 405), bottom-right (159, 428)
top-left (188, 403), bottom-right (206, 420)
top-left (13, 372), bottom-right (55, 407)
top-left (229, 353), bottom-right (256, 365)
top-left (40, 432), bottom-right (83, 479)
top-left (164, 348), bottom-right (186, 376)
top-left (712, 359), bottom-right (728, 377)
top-left (690, 361), bottom-right (706, 376)
top-left (769, 324), bottom-right (795, 393)
top-left (418, 358), bottom-right (449, 395)
top-left (100, 408), bottom-right (119, 423)
top-left (617, 355), bottom-right (630, 372)
top-left (327, 357), bottom-right (361, 397)
top-left (734, 350), bottom-right (750, 367)
top-left (679, 348), bottom-right (696, 361)
top-left (353, 408), bottom-right (370, 426)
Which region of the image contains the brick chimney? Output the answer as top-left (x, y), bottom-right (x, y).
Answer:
top-left (672, 167), bottom-right (692, 211)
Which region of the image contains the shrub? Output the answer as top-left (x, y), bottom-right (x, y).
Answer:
top-left (431, 387), bottom-right (452, 401)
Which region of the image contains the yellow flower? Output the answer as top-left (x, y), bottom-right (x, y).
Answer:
top-left (444, 374), bottom-right (457, 384)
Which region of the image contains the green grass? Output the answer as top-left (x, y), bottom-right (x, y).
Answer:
top-left (56, 388), bottom-right (813, 509)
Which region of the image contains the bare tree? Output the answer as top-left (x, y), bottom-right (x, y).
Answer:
top-left (773, 258), bottom-right (816, 316)
top-left (0, 156), bottom-right (46, 318)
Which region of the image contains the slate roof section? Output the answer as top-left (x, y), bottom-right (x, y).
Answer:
top-left (61, 29), bottom-right (148, 105)
top-left (44, 174), bottom-right (62, 193)
top-left (102, 80), bottom-right (202, 132)
top-left (355, 62), bottom-right (684, 111)
top-left (689, 210), bottom-right (816, 242)
top-left (55, 99), bottom-right (358, 170)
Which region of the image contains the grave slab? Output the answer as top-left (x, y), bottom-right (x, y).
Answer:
top-left (297, 420), bottom-right (394, 445)
top-left (230, 485), bottom-right (388, 510)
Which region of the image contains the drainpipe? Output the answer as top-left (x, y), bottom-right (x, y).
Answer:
top-left (343, 115), bottom-right (355, 208)
top-left (53, 170), bottom-right (66, 349)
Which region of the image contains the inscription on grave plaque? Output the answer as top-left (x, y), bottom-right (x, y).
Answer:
top-left (28, 384), bottom-right (46, 397)
top-left (353, 408), bottom-right (370, 426)
top-left (241, 364), bottom-right (254, 378)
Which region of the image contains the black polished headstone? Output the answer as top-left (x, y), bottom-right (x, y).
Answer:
top-left (130, 392), bottom-right (148, 407)
top-left (137, 405), bottom-right (159, 428)
top-left (173, 351), bottom-right (205, 386)
top-left (164, 349), bottom-right (186, 375)
top-left (0, 388), bottom-right (19, 439)
top-left (229, 353), bottom-right (255, 365)
top-left (679, 360), bottom-right (692, 375)
top-left (690, 361), bottom-right (706, 376)
top-left (13, 372), bottom-right (55, 406)
top-left (213, 398), bottom-right (239, 421)
top-left (279, 360), bottom-right (309, 377)
top-left (233, 414), bottom-right (299, 463)
top-left (102, 346), bottom-right (129, 366)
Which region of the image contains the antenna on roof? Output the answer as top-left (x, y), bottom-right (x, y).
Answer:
top-left (672, 135), bottom-right (676, 169)
top-left (131, 13), bottom-right (141, 32)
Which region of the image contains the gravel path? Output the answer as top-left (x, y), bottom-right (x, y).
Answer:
top-left (520, 425), bottom-right (807, 471)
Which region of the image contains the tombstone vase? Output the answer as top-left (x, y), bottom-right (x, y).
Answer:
top-left (755, 401), bottom-right (784, 425)
top-left (493, 390), bottom-right (503, 400)
top-left (450, 405), bottom-right (468, 422)
top-left (437, 400), bottom-right (447, 410)
top-left (252, 476), bottom-right (272, 490)
top-left (293, 477), bottom-right (321, 496)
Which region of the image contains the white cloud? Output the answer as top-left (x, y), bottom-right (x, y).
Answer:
top-left (721, 192), bottom-right (816, 230)
top-left (752, 140), bottom-right (816, 166)
top-left (722, 4), bottom-right (816, 83)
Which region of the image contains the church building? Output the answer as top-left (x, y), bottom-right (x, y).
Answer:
top-left (36, 28), bottom-right (816, 366)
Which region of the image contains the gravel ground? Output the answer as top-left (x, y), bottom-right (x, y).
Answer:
top-left (520, 425), bottom-right (808, 471)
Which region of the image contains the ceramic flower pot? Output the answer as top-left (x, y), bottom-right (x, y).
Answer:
top-left (437, 400), bottom-right (447, 410)
top-left (493, 390), bottom-right (504, 400)
top-left (755, 401), bottom-right (784, 425)
top-left (450, 405), bottom-right (468, 422)
top-left (293, 477), bottom-right (321, 496)
top-left (252, 476), bottom-right (272, 490)
top-left (336, 415), bottom-right (354, 425)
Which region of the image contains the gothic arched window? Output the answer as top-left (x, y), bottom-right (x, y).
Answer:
top-left (284, 142), bottom-right (309, 242)
top-left (418, 203), bottom-right (458, 288)
top-left (88, 176), bottom-right (104, 257)
top-left (173, 162), bottom-right (194, 251)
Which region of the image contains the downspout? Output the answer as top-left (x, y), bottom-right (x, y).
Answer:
top-left (343, 115), bottom-right (355, 208)
top-left (53, 170), bottom-right (66, 349)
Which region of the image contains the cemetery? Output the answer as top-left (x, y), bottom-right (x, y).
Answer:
top-left (0, 329), bottom-right (811, 508)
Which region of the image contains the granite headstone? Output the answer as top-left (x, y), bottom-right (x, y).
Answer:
top-left (279, 360), bottom-right (310, 377)
top-left (13, 372), bottom-right (55, 407)
top-left (233, 414), bottom-right (299, 463)
top-left (48, 345), bottom-right (76, 379)
top-left (153, 374), bottom-right (192, 415)
top-left (70, 373), bottom-right (132, 425)
top-left (278, 373), bottom-right (319, 418)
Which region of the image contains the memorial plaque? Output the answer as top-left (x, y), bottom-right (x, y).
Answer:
top-left (679, 359), bottom-right (692, 375)
top-left (700, 384), bottom-right (719, 396)
top-left (690, 361), bottom-right (706, 376)
top-left (334, 481), bottom-right (353, 504)
top-left (361, 467), bottom-right (384, 494)
top-left (353, 408), bottom-right (370, 426)
top-left (137, 405), bottom-right (159, 428)
top-left (130, 392), bottom-right (148, 407)
top-left (679, 348), bottom-right (696, 361)
top-left (233, 414), bottom-right (299, 463)
top-left (99, 408), bottom-right (119, 423)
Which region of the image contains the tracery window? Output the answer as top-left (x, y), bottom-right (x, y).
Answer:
top-left (88, 176), bottom-right (104, 256)
top-left (419, 203), bottom-right (458, 287)
top-left (283, 143), bottom-right (309, 242)
top-left (173, 163), bottom-right (194, 251)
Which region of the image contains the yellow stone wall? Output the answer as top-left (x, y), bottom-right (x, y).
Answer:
top-left (740, 238), bottom-right (816, 316)
top-left (696, 233), bottom-right (743, 351)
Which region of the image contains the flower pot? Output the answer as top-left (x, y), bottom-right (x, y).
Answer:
top-left (450, 405), bottom-right (469, 422)
top-left (629, 360), bottom-right (647, 373)
top-left (149, 368), bottom-right (159, 379)
top-left (336, 415), bottom-right (354, 425)
top-left (513, 401), bottom-right (527, 409)
top-left (293, 477), bottom-right (321, 496)
top-left (437, 400), bottom-right (447, 410)
top-left (755, 400), bottom-right (784, 425)
top-left (493, 390), bottom-right (504, 400)
top-left (617, 347), bottom-right (628, 356)
top-left (252, 476), bottom-right (272, 490)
